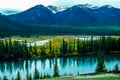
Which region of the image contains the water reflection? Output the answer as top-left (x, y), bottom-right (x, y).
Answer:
top-left (0, 55), bottom-right (120, 80)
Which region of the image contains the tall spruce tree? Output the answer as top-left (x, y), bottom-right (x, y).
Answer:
top-left (53, 58), bottom-right (59, 77)
top-left (3, 75), bottom-right (8, 80)
top-left (77, 38), bottom-right (81, 54)
top-left (82, 38), bottom-right (85, 54)
top-left (16, 71), bottom-right (21, 80)
top-left (68, 39), bottom-right (73, 54)
top-left (40, 46), bottom-right (46, 56)
top-left (49, 40), bottom-right (52, 55)
top-left (33, 69), bottom-right (39, 79)
top-left (34, 43), bottom-right (38, 56)
top-left (114, 64), bottom-right (119, 71)
top-left (62, 38), bottom-right (67, 54)
top-left (73, 38), bottom-right (76, 52)
top-left (95, 52), bottom-right (107, 73)
top-left (90, 36), bottom-right (93, 52)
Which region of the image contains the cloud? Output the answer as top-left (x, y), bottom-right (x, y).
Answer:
top-left (0, 0), bottom-right (54, 10)
top-left (0, 0), bottom-right (120, 10)
top-left (53, 0), bottom-right (120, 8)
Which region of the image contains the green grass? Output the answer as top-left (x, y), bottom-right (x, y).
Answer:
top-left (38, 77), bottom-right (120, 80)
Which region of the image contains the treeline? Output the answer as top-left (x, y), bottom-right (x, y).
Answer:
top-left (0, 37), bottom-right (30, 60)
top-left (0, 36), bottom-right (120, 60)
top-left (55, 36), bottom-right (120, 56)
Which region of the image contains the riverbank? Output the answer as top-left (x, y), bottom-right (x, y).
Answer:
top-left (39, 73), bottom-right (120, 80)
top-left (1, 53), bottom-right (120, 61)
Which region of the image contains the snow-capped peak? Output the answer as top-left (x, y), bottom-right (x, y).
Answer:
top-left (103, 5), bottom-right (113, 9)
top-left (47, 5), bottom-right (67, 13)
top-left (77, 4), bottom-right (92, 8)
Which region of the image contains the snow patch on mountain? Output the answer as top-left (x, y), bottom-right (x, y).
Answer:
top-left (47, 5), bottom-right (67, 13)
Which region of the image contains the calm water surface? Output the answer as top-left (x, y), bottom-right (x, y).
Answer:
top-left (0, 55), bottom-right (120, 80)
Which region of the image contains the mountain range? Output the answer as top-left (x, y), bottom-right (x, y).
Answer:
top-left (9, 4), bottom-right (120, 26)
top-left (0, 4), bottom-right (120, 35)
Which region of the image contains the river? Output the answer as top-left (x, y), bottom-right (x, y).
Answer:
top-left (0, 55), bottom-right (120, 80)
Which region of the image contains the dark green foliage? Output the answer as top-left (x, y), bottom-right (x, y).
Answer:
top-left (49, 40), bottom-right (52, 55)
top-left (33, 69), bottom-right (39, 79)
top-left (77, 38), bottom-right (81, 54)
top-left (29, 74), bottom-right (32, 80)
top-left (61, 38), bottom-right (68, 54)
top-left (3, 75), bottom-right (8, 80)
top-left (12, 77), bottom-right (14, 80)
top-left (95, 53), bottom-right (107, 73)
top-left (82, 38), bottom-right (86, 54)
top-left (114, 64), bottom-right (119, 71)
top-left (101, 36), bottom-right (106, 50)
top-left (40, 46), bottom-right (46, 56)
top-left (33, 43), bottom-right (37, 55)
top-left (47, 73), bottom-right (51, 78)
top-left (109, 64), bottom-right (120, 73)
top-left (16, 71), bottom-right (21, 80)
top-left (43, 73), bottom-right (46, 79)
top-left (0, 38), bottom-right (30, 60)
top-left (26, 73), bottom-right (32, 80)
top-left (77, 71), bottom-right (80, 76)
top-left (68, 39), bottom-right (74, 54)
top-left (53, 58), bottom-right (59, 77)
top-left (112, 64), bottom-right (120, 73)
top-left (0, 36), bottom-right (120, 60)
top-left (40, 73), bottom-right (43, 79)
top-left (90, 36), bottom-right (93, 52)
top-left (0, 38), bottom-right (38, 60)
top-left (73, 38), bottom-right (76, 52)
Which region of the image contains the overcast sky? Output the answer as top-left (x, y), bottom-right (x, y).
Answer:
top-left (0, 0), bottom-right (120, 10)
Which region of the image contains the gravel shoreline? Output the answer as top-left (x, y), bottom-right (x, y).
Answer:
top-left (61, 73), bottom-right (120, 79)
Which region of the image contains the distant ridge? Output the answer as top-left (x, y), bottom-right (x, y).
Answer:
top-left (8, 4), bottom-right (120, 26)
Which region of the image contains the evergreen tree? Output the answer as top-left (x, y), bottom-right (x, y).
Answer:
top-left (29, 74), bottom-right (32, 80)
top-left (8, 37), bottom-right (12, 58)
top-left (49, 40), bottom-right (52, 55)
top-left (24, 40), bottom-right (29, 57)
top-left (46, 73), bottom-right (51, 78)
top-left (26, 73), bottom-right (32, 80)
top-left (68, 39), bottom-right (73, 54)
top-left (5, 39), bottom-right (9, 58)
top-left (26, 73), bottom-right (29, 80)
top-left (95, 52), bottom-right (107, 73)
top-left (34, 43), bottom-right (38, 56)
top-left (77, 71), bottom-right (80, 76)
top-left (53, 58), bottom-right (59, 77)
top-left (73, 38), bottom-right (76, 52)
top-left (33, 69), bottom-right (39, 79)
top-left (43, 73), bottom-right (46, 79)
top-left (16, 71), bottom-right (21, 80)
top-left (82, 38), bottom-right (86, 54)
top-left (40, 46), bottom-right (46, 56)
top-left (90, 36), bottom-right (93, 52)
top-left (77, 38), bottom-right (81, 54)
top-left (62, 38), bottom-right (68, 54)
top-left (40, 73), bottom-right (43, 79)
top-left (28, 42), bottom-right (33, 57)
top-left (3, 75), bottom-right (8, 80)
top-left (12, 77), bottom-right (14, 80)
top-left (101, 36), bottom-right (106, 52)
top-left (114, 64), bottom-right (119, 71)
